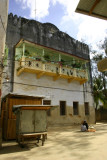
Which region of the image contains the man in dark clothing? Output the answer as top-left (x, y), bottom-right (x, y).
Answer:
top-left (83, 120), bottom-right (88, 130)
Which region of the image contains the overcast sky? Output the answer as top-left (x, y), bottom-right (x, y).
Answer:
top-left (9, 0), bottom-right (107, 50)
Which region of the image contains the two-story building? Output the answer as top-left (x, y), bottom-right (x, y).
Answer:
top-left (2, 14), bottom-right (95, 129)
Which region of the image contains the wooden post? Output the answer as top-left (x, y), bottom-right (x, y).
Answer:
top-left (0, 118), bottom-right (2, 148)
top-left (22, 42), bottom-right (25, 57)
top-left (59, 54), bottom-right (61, 61)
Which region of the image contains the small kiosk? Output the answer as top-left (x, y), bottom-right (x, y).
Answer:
top-left (13, 104), bottom-right (52, 146)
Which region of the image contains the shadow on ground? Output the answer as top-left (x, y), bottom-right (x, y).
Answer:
top-left (0, 122), bottom-right (107, 160)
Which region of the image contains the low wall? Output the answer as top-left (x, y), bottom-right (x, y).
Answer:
top-left (96, 109), bottom-right (107, 121)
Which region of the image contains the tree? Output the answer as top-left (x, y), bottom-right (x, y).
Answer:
top-left (91, 38), bottom-right (107, 109)
top-left (102, 37), bottom-right (107, 56)
top-left (93, 76), bottom-right (106, 109)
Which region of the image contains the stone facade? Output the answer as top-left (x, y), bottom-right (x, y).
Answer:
top-left (6, 13), bottom-right (89, 59)
top-left (3, 13), bottom-right (95, 125)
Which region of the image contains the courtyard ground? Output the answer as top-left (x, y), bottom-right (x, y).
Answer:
top-left (0, 122), bottom-right (107, 160)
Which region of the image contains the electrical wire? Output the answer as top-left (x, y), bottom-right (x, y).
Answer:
top-left (2, 81), bottom-right (92, 94)
top-left (0, 15), bottom-right (6, 33)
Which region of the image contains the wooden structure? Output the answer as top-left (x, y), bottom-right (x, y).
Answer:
top-left (13, 105), bottom-right (51, 146)
top-left (1, 93), bottom-right (45, 140)
top-left (18, 132), bottom-right (47, 146)
top-left (16, 39), bottom-right (88, 85)
top-left (75, 0), bottom-right (107, 21)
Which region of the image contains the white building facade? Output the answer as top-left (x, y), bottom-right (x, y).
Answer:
top-left (12, 39), bottom-right (95, 126)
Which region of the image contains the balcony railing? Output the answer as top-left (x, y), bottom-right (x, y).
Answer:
top-left (17, 57), bottom-right (88, 84)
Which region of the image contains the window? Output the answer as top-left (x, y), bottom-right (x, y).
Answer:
top-left (73, 102), bottom-right (79, 115)
top-left (84, 102), bottom-right (89, 115)
top-left (43, 100), bottom-right (51, 105)
top-left (60, 101), bottom-right (66, 115)
top-left (43, 100), bottom-right (51, 116)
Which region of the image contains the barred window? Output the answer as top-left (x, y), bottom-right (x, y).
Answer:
top-left (60, 101), bottom-right (66, 115)
top-left (84, 102), bottom-right (89, 115)
top-left (73, 102), bottom-right (79, 115)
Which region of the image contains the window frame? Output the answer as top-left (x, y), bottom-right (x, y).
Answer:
top-left (84, 102), bottom-right (89, 115)
top-left (73, 101), bottom-right (79, 115)
top-left (60, 101), bottom-right (66, 116)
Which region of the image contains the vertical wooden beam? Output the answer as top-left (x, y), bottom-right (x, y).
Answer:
top-left (59, 54), bottom-right (61, 61)
top-left (22, 42), bottom-right (25, 57)
top-left (0, 117), bottom-right (2, 148)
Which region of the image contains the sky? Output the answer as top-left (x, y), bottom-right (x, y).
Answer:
top-left (8, 0), bottom-right (107, 51)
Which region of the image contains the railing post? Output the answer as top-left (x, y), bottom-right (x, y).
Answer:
top-left (73, 69), bottom-right (76, 77)
top-left (59, 65), bottom-right (61, 74)
top-left (21, 56), bottom-right (25, 66)
top-left (85, 70), bottom-right (88, 79)
top-left (42, 63), bottom-right (46, 71)
top-left (22, 42), bottom-right (25, 57)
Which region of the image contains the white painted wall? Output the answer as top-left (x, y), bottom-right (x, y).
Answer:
top-left (12, 62), bottom-right (95, 125)
top-left (14, 63), bottom-right (93, 105)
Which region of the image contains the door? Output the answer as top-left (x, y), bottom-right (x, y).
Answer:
top-left (34, 110), bottom-right (47, 132)
top-left (20, 110), bottom-right (34, 133)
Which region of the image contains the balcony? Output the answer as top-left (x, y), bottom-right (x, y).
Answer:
top-left (17, 57), bottom-right (88, 85)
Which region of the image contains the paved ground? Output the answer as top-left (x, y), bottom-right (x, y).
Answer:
top-left (0, 123), bottom-right (107, 160)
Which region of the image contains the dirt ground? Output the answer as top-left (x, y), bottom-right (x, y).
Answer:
top-left (0, 123), bottom-right (107, 160)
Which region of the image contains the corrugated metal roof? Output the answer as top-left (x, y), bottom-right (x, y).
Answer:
top-left (2, 92), bottom-right (45, 99)
top-left (13, 105), bottom-right (52, 112)
top-left (75, 0), bottom-right (107, 20)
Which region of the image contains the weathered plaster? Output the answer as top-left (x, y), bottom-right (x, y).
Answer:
top-left (3, 13), bottom-right (95, 125)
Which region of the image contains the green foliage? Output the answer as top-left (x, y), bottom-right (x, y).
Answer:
top-left (3, 45), bottom-right (9, 66)
top-left (24, 49), bottom-right (31, 56)
top-left (44, 54), bottom-right (50, 61)
top-left (91, 37), bottom-right (107, 109)
top-left (60, 59), bottom-right (65, 65)
top-left (102, 37), bottom-right (107, 56)
top-left (93, 76), bottom-right (105, 109)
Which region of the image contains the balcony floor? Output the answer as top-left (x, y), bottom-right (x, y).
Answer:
top-left (17, 66), bottom-right (87, 85)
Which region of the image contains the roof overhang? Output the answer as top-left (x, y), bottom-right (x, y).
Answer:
top-left (75, 0), bottom-right (107, 20)
top-left (2, 92), bottom-right (45, 100)
top-left (15, 39), bottom-right (89, 61)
